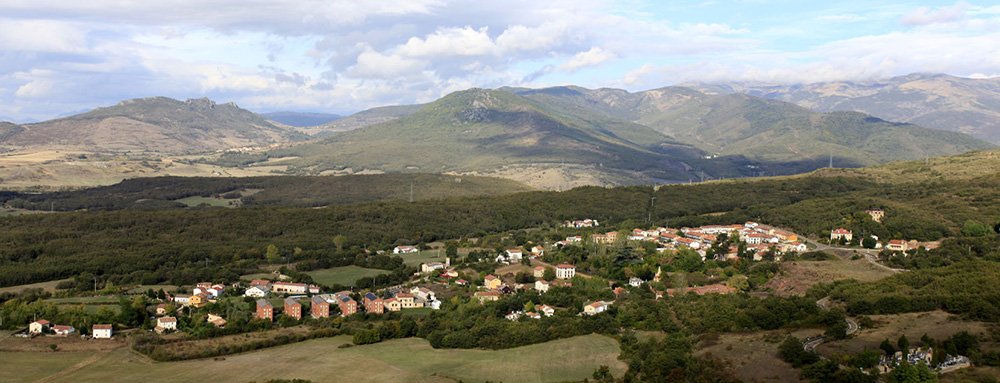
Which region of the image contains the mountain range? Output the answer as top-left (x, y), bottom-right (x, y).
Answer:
top-left (0, 97), bottom-right (306, 154)
top-left (0, 73), bottom-right (995, 189)
top-left (690, 73), bottom-right (1000, 143)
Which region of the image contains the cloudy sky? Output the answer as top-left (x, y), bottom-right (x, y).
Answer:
top-left (1, 0), bottom-right (998, 122)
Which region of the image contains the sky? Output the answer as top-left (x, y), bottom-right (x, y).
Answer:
top-left (1, 0), bottom-right (998, 122)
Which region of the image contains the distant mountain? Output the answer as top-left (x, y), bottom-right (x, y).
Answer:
top-left (0, 122), bottom-right (23, 142)
top-left (1, 97), bottom-right (308, 154)
top-left (262, 111), bottom-right (342, 127)
top-left (274, 86), bottom-right (990, 188)
top-left (278, 88), bottom-right (721, 186)
top-left (688, 73), bottom-right (1000, 143)
top-left (509, 86), bottom-right (992, 169)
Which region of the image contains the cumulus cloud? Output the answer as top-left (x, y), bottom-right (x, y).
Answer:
top-left (560, 47), bottom-right (616, 72)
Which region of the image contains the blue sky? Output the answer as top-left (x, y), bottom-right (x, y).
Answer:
top-left (0, 0), bottom-right (997, 121)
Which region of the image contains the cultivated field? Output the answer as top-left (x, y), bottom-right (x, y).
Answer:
top-left (0, 278), bottom-right (71, 294)
top-left (400, 250), bottom-right (448, 267)
top-left (1, 334), bottom-right (625, 383)
top-left (305, 266), bottom-right (390, 287)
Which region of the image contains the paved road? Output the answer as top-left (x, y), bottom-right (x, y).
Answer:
top-left (808, 296), bottom-right (861, 353)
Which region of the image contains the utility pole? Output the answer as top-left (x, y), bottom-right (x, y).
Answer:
top-left (647, 195), bottom-right (656, 225)
top-left (409, 182), bottom-right (414, 203)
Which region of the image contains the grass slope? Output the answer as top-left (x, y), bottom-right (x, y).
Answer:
top-left (305, 266), bottom-right (390, 287)
top-left (7, 335), bottom-right (625, 383)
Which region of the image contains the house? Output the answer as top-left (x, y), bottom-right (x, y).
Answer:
top-left (172, 294), bottom-right (191, 306)
top-left (244, 285), bottom-right (270, 298)
top-left (886, 239), bottom-right (908, 252)
top-left (505, 311), bottom-right (524, 321)
top-left (333, 292), bottom-right (358, 317)
top-left (92, 324), bottom-right (112, 339)
top-left (455, 279), bottom-right (469, 286)
top-left (531, 245), bottom-right (545, 257)
top-left (506, 248), bottom-right (524, 261)
top-left (284, 297), bottom-right (302, 320)
top-left (421, 262), bottom-right (446, 273)
top-left (866, 209), bottom-right (885, 223)
top-left (29, 320), bottom-right (50, 334)
top-left (583, 301), bottom-right (612, 316)
top-left (536, 304), bottom-right (555, 317)
top-left (156, 317), bottom-right (177, 332)
top-left (189, 293), bottom-right (208, 308)
top-left (591, 231), bottom-right (618, 244)
top-left (393, 293), bottom-right (423, 309)
top-left (271, 282), bottom-right (309, 294)
top-left (564, 219), bottom-right (599, 228)
top-left (830, 228), bottom-right (853, 242)
top-left (474, 291), bottom-right (500, 303)
top-left (628, 277), bottom-right (643, 287)
top-left (411, 286), bottom-right (436, 301)
top-left (363, 292), bottom-right (384, 314)
top-left (52, 325), bottom-right (75, 336)
top-left (483, 274), bottom-right (502, 290)
top-left (256, 299), bottom-right (274, 321)
top-left (207, 313), bottom-right (227, 328)
top-left (393, 245), bottom-right (419, 254)
top-left (383, 298), bottom-right (401, 312)
top-left (555, 264), bottom-right (575, 280)
top-left (534, 280), bottom-right (550, 293)
top-left (524, 311), bottom-right (542, 320)
top-left (533, 266), bottom-right (546, 278)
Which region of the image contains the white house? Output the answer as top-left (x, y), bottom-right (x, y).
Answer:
top-left (830, 228), bottom-right (853, 242)
top-left (628, 277), bottom-right (643, 287)
top-left (555, 264), bottom-right (576, 280)
top-left (156, 316), bottom-right (178, 332)
top-left (244, 285), bottom-right (270, 298)
top-left (583, 301), bottom-right (612, 316)
top-left (536, 304), bottom-right (555, 317)
top-left (530, 246), bottom-right (545, 257)
top-left (29, 319), bottom-right (50, 334)
top-left (420, 261), bottom-right (446, 274)
top-left (534, 280), bottom-right (550, 293)
top-left (53, 325), bottom-right (75, 336)
top-left (393, 245), bottom-right (419, 254)
top-left (411, 286), bottom-right (436, 301)
top-left (92, 324), bottom-right (112, 339)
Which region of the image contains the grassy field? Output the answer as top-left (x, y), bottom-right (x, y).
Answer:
top-left (400, 250), bottom-right (448, 267)
top-left (0, 278), bottom-right (71, 294)
top-left (696, 332), bottom-right (806, 383)
top-left (817, 310), bottom-right (997, 357)
top-left (305, 265), bottom-right (390, 287)
top-left (765, 256), bottom-right (895, 296)
top-left (2, 334), bottom-right (624, 383)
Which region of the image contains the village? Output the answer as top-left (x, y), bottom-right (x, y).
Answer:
top-left (9, 212), bottom-right (973, 377)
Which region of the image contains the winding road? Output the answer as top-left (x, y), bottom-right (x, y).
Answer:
top-left (800, 238), bottom-right (906, 273)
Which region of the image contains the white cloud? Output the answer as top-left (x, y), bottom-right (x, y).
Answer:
top-left (398, 27), bottom-right (497, 57)
top-left (901, 2), bottom-right (969, 26)
top-left (560, 47), bottom-right (616, 72)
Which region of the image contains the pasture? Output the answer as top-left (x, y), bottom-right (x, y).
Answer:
top-left (305, 265), bottom-right (390, 287)
top-left (2, 334), bottom-right (625, 383)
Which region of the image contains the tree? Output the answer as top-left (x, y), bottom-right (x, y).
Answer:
top-left (593, 365), bottom-right (612, 382)
top-left (862, 236), bottom-right (877, 249)
top-left (48, 344), bottom-right (58, 352)
top-left (886, 362), bottom-right (937, 383)
top-left (524, 301), bottom-right (535, 313)
top-left (898, 335), bottom-right (910, 358)
top-left (333, 235), bottom-right (347, 252)
top-left (445, 243), bottom-right (458, 258)
top-left (266, 244), bottom-right (281, 263)
top-left (880, 339), bottom-right (896, 356)
top-left (778, 336), bottom-right (819, 367)
top-left (994, 222), bottom-right (1000, 234)
top-left (725, 275), bottom-right (749, 292)
top-left (961, 220), bottom-right (991, 237)
top-left (543, 267), bottom-right (556, 281)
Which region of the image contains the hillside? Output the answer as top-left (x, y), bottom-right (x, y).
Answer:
top-left (262, 111), bottom-right (342, 127)
top-left (510, 86), bottom-right (992, 169)
top-left (1, 173), bottom-right (532, 211)
top-left (308, 104), bottom-right (424, 137)
top-left (0, 97), bottom-right (307, 154)
top-left (0, 122), bottom-right (23, 142)
top-left (277, 89), bottom-right (721, 187)
top-left (692, 73), bottom-right (1000, 143)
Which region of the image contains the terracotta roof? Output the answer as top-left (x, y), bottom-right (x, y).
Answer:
top-left (93, 324), bottom-right (112, 330)
top-left (159, 316), bottom-right (177, 323)
top-left (34, 319), bottom-right (50, 325)
top-left (556, 263), bottom-right (574, 269)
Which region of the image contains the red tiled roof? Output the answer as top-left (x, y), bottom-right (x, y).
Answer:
top-left (93, 324), bottom-right (112, 330)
